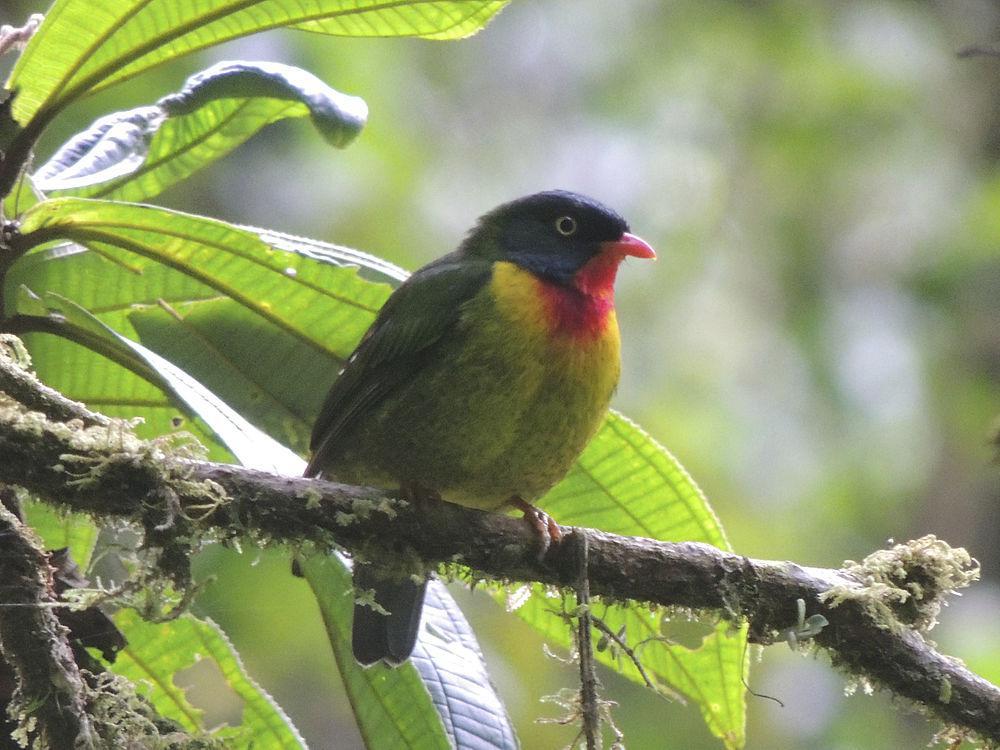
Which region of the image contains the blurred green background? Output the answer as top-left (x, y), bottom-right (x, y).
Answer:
top-left (3, 1), bottom-right (999, 748)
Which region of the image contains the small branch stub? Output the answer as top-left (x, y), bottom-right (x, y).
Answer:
top-left (0, 14), bottom-right (43, 57)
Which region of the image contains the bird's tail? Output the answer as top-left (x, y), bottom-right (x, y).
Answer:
top-left (352, 564), bottom-right (427, 667)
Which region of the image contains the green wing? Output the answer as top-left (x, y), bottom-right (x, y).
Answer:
top-left (305, 253), bottom-right (493, 477)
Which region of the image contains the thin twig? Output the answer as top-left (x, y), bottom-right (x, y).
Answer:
top-left (589, 616), bottom-right (674, 699)
top-left (572, 530), bottom-right (601, 750)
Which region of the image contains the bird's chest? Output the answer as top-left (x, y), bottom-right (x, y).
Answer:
top-left (435, 262), bottom-right (621, 501)
top-left (350, 263), bottom-right (621, 508)
top-left (478, 261), bottom-right (622, 385)
top-left (456, 263), bottom-right (622, 410)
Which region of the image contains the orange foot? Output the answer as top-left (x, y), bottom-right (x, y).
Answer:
top-left (508, 496), bottom-right (563, 556)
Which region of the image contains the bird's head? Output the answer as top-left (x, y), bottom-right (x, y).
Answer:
top-left (461, 190), bottom-right (655, 296)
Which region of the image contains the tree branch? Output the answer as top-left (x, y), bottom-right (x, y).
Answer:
top-left (0, 505), bottom-right (97, 748)
top-left (0, 333), bottom-right (109, 427)
top-left (0, 350), bottom-right (997, 742)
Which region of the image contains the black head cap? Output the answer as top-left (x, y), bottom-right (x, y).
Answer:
top-left (461, 190), bottom-right (630, 284)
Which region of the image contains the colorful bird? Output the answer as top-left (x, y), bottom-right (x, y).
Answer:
top-left (305, 190), bottom-right (655, 666)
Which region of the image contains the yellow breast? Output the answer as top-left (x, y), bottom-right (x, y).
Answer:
top-left (487, 260), bottom-right (621, 392)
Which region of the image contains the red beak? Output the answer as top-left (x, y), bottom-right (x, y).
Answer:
top-left (601, 232), bottom-right (656, 260)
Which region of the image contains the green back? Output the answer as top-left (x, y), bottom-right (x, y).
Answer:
top-left (305, 252), bottom-right (492, 477)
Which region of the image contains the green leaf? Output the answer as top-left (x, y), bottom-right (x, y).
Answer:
top-left (21, 499), bottom-right (99, 570)
top-left (4, 287), bottom-right (235, 462)
top-left (158, 60), bottom-right (367, 148)
top-left (300, 554), bottom-right (518, 749)
top-left (111, 609), bottom-right (306, 747)
top-left (7, 283), bottom-right (304, 471)
top-left (3, 240), bottom-right (216, 321)
top-left (19, 198), bottom-right (389, 360)
top-left (255, 227), bottom-right (408, 285)
top-left (36, 60), bottom-right (367, 202)
top-left (298, 556), bottom-right (452, 750)
top-left (3, 240), bottom-right (236, 457)
top-left (57, 290), bottom-right (305, 472)
top-left (15, 198), bottom-right (392, 453)
top-left (9, 322), bottom-right (232, 456)
top-left (127, 297), bottom-right (336, 454)
top-left (33, 106), bottom-right (164, 194)
top-left (6, 0), bottom-right (509, 127)
top-left (545, 412), bottom-right (730, 545)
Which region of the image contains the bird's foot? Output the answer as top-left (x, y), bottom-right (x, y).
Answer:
top-left (508, 496), bottom-right (563, 559)
top-left (400, 482), bottom-right (441, 509)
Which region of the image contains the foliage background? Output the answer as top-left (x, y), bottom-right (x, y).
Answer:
top-left (3, 1), bottom-right (999, 748)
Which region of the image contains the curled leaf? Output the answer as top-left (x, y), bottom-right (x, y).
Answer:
top-left (158, 60), bottom-right (367, 147)
top-left (34, 106), bottom-right (163, 192)
top-left (35, 61), bottom-right (367, 199)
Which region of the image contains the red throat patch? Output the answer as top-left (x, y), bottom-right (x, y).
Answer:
top-left (537, 252), bottom-right (621, 339)
top-left (535, 232), bottom-right (655, 339)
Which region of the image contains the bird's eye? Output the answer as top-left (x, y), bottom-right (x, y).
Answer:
top-left (555, 216), bottom-right (577, 236)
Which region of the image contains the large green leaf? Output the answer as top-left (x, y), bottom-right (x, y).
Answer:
top-left (4, 280), bottom-right (236, 462)
top-left (110, 609), bottom-right (306, 748)
top-left (6, 0), bottom-right (509, 126)
top-left (8, 324), bottom-right (232, 453)
top-left (18, 198), bottom-right (388, 360)
top-left (2, 237), bottom-right (241, 457)
top-left (19, 288), bottom-right (306, 472)
top-left (2, 231), bottom-right (382, 456)
top-left (36, 60), bottom-right (367, 202)
top-left (14, 198), bottom-right (392, 453)
top-left (127, 297), bottom-right (337, 454)
top-left (300, 555), bottom-right (518, 749)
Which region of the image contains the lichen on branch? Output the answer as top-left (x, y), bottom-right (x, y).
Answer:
top-left (819, 536), bottom-right (980, 634)
top-left (0, 504), bottom-right (97, 748)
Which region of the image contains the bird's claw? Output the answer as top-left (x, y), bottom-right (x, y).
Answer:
top-left (509, 497), bottom-right (563, 560)
top-left (400, 482), bottom-right (440, 509)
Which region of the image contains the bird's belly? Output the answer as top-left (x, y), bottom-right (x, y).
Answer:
top-left (333, 274), bottom-right (620, 510)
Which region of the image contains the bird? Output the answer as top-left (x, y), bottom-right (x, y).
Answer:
top-left (305, 190), bottom-right (655, 666)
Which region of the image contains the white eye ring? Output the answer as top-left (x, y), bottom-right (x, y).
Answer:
top-left (555, 216), bottom-right (577, 236)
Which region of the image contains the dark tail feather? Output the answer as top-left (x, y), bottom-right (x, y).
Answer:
top-left (352, 565), bottom-right (427, 667)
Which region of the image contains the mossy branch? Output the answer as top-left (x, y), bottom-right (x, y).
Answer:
top-left (0, 505), bottom-right (97, 749)
top-left (1, 345), bottom-right (998, 744)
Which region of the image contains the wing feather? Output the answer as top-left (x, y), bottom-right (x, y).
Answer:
top-left (305, 254), bottom-right (492, 477)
